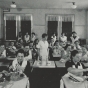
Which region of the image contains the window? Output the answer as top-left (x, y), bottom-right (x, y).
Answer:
top-left (46, 14), bottom-right (74, 39)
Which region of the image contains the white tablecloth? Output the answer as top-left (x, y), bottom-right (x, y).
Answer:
top-left (0, 77), bottom-right (29, 88)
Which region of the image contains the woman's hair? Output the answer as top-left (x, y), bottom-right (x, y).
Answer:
top-left (16, 49), bottom-right (25, 56)
top-left (72, 31), bottom-right (76, 34)
top-left (32, 32), bottom-right (35, 35)
top-left (42, 33), bottom-right (47, 38)
top-left (71, 50), bottom-right (78, 60)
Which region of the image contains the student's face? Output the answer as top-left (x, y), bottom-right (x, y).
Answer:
top-left (24, 46), bottom-right (29, 52)
top-left (73, 33), bottom-right (77, 36)
top-left (72, 53), bottom-right (81, 63)
top-left (11, 42), bottom-right (14, 46)
top-left (66, 46), bottom-right (71, 51)
top-left (29, 43), bottom-right (33, 47)
top-left (51, 38), bottom-right (54, 42)
top-left (60, 41), bottom-right (66, 47)
top-left (44, 36), bottom-right (48, 40)
top-left (75, 42), bottom-right (79, 45)
top-left (17, 53), bottom-right (24, 62)
top-left (62, 33), bottom-right (65, 36)
top-left (55, 42), bottom-right (59, 46)
top-left (82, 47), bottom-right (87, 53)
top-left (20, 39), bottom-right (23, 43)
top-left (32, 34), bottom-right (35, 37)
top-left (26, 32), bottom-right (28, 35)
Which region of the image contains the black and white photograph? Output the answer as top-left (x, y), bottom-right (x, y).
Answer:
top-left (0, 0), bottom-right (88, 88)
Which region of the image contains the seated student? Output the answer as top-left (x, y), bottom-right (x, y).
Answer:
top-left (65, 50), bottom-right (88, 77)
top-left (60, 33), bottom-right (67, 43)
top-left (0, 44), bottom-right (6, 58)
top-left (70, 32), bottom-right (79, 44)
top-left (33, 39), bottom-right (39, 49)
top-left (49, 38), bottom-right (55, 49)
top-left (74, 40), bottom-right (81, 50)
top-left (61, 44), bottom-right (71, 62)
top-left (16, 39), bottom-right (24, 49)
top-left (24, 32), bottom-right (30, 43)
top-left (29, 41), bottom-right (34, 51)
top-left (24, 44), bottom-right (32, 61)
top-left (60, 50), bottom-right (88, 88)
top-left (9, 49), bottom-right (27, 72)
top-left (53, 40), bottom-right (63, 56)
top-left (59, 40), bottom-right (67, 48)
top-left (51, 32), bottom-right (57, 43)
top-left (7, 42), bottom-right (17, 57)
top-left (81, 46), bottom-right (88, 62)
top-left (31, 32), bottom-right (36, 42)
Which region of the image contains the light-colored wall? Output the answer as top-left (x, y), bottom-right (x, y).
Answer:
top-left (86, 11), bottom-right (88, 44)
top-left (3, 9), bottom-right (87, 40)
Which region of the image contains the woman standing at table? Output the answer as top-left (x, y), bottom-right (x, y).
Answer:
top-left (37, 33), bottom-right (49, 61)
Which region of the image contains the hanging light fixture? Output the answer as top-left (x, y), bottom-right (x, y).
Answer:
top-left (10, 1), bottom-right (16, 8)
top-left (71, 2), bottom-right (77, 9)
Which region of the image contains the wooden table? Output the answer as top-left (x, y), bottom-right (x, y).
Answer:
top-left (33, 61), bottom-right (55, 68)
top-left (31, 60), bottom-right (67, 88)
top-left (0, 77), bottom-right (29, 88)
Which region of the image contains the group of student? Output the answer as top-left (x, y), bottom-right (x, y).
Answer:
top-left (0, 31), bottom-right (88, 88)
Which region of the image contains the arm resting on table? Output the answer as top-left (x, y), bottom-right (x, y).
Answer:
top-left (67, 67), bottom-right (88, 76)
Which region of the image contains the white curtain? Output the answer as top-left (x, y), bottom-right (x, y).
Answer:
top-left (6, 16), bottom-right (16, 20)
top-left (48, 15), bottom-right (58, 21)
top-left (20, 16), bottom-right (31, 21)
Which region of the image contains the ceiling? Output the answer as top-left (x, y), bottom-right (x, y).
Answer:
top-left (0, 0), bottom-right (88, 9)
